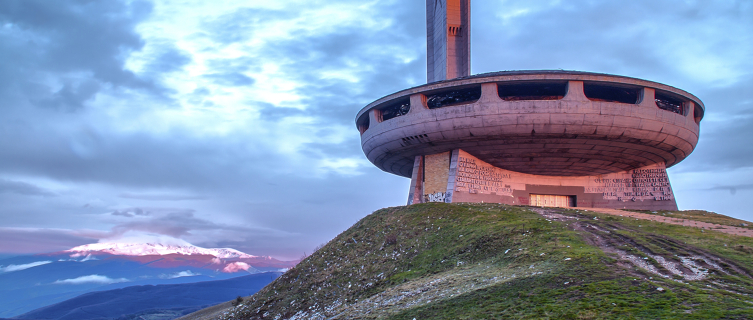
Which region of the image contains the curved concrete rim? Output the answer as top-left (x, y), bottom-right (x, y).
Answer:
top-left (355, 70), bottom-right (705, 123)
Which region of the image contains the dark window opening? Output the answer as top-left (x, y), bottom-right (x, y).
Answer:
top-left (584, 83), bottom-right (639, 104)
top-left (655, 92), bottom-right (686, 116)
top-left (426, 86), bottom-right (481, 109)
top-left (693, 103), bottom-right (704, 124)
top-left (357, 114), bottom-right (370, 135)
top-left (498, 82), bottom-right (567, 101)
top-left (448, 25), bottom-right (462, 36)
top-left (380, 98), bottom-right (411, 121)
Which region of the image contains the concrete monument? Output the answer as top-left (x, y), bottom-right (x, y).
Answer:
top-left (355, 0), bottom-right (703, 210)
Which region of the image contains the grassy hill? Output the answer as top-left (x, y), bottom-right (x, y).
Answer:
top-left (182, 203), bottom-right (753, 319)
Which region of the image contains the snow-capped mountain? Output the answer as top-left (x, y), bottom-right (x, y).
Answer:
top-left (0, 243), bottom-right (298, 317)
top-left (66, 242), bottom-right (260, 259)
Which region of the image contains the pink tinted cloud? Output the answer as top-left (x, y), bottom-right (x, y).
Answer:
top-left (222, 261), bottom-right (250, 273)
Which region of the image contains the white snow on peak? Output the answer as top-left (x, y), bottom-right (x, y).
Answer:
top-left (66, 242), bottom-right (257, 259)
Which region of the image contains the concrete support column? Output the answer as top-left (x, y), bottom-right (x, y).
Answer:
top-left (444, 149), bottom-right (460, 203)
top-left (409, 93), bottom-right (428, 114)
top-left (638, 87), bottom-right (657, 108)
top-left (563, 81), bottom-right (587, 101)
top-left (407, 155), bottom-right (424, 205)
top-left (368, 108), bottom-right (381, 124)
top-left (479, 82), bottom-right (500, 103)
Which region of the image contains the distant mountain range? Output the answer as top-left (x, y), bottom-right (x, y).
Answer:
top-left (15, 272), bottom-right (282, 320)
top-left (0, 243), bottom-right (296, 318)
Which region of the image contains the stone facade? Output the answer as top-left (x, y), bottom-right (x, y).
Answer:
top-left (408, 149), bottom-right (678, 210)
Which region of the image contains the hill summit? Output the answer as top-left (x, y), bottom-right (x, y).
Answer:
top-left (184, 203), bottom-right (753, 319)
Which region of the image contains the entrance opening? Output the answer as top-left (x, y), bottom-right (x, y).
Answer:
top-left (529, 194), bottom-right (576, 208)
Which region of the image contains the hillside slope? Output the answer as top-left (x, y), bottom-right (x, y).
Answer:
top-left (184, 203), bottom-right (753, 319)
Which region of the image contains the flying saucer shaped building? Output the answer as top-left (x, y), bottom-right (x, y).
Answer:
top-left (356, 0), bottom-right (703, 210)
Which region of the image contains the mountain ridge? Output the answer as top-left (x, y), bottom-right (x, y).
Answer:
top-left (0, 242), bottom-right (297, 317)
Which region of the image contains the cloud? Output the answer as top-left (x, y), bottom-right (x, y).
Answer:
top-left (0, 228), bottom-right (101, 254)
top-left (202, 72), bottom-right (255, 86)
top-left (0, 0), bottom-right (751, 261)
top-left (222, 262), bottom-right (251, 273)
top-left (54, 274), bottom-right (129, 285)
top-left (704, 183), bottom-right (753, 196)
top-left (0, 0), bottom-right (158, 112)
top-left (0, 261), bottom-right (52, 273)
top-left (110, 207), bottom-right (150, 218)
top-left (161, 270), bottom-right (200, 279)
top-left (0, 179), bottom-right (55, 196)
top-left (80, 254), bottom-right (97, 262)
top-left (118, 193), bottom-right (207, 201)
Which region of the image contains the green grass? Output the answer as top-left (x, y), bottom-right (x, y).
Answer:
top-left (215, 203), bottom-right (753, 319)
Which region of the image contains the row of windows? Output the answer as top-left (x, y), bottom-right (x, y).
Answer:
top-left (357, 82), bottom-right (701, 134)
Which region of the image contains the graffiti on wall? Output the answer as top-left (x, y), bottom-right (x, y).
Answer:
top-left (585, 168), bottom-right (673, 202)
top-left (424, 192), bottom-right (446, 203)
top-left (454, 156), bottom-right (513, 196)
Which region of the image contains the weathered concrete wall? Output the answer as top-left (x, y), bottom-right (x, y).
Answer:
top-left (358, 72), bottom-right (702, 179)
top-left (443, 149), bottom-right (677, 210)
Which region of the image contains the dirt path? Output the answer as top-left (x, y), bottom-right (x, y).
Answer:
top-left (575, 207), bottom-right (753, 238)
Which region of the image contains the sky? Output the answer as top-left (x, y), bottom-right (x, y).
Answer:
top-left (0, 0), bottom-right (751, 260)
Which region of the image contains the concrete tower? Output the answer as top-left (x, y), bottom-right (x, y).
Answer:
top-left (355, 0), bottom-right (704, 210)
top-left (427, 0), bottom-right (470, 82)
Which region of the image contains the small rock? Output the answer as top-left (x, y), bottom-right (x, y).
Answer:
top-left (657, 287), bottom-right (664, 291)
top-left (564, 258), bottom-right (571, 261)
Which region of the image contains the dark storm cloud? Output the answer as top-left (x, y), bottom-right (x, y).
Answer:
top-left (1, 0), bottom-right (429, 192)
top-left (0, 179), bottom-right (54, 197)
top-left (0, 0), bottom-right (158, 111)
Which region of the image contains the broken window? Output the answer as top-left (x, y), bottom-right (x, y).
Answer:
top-left (655, 91), bottom-right (686, 116)
top-left (380, 98), bottom-right (411, 121)
top-left (426, 86), bottom-right (481, 109)
top-left (357, 113), bottom-right (370, 134)
top-left (693, 102), bottom-right (704, 124)
top-left (497, 82), bottom-right (567, 101)
top-left (584, 83), bottom-right (639, 104)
